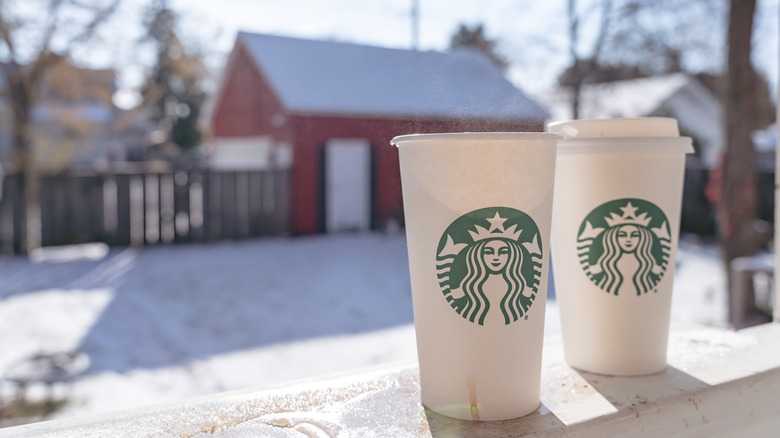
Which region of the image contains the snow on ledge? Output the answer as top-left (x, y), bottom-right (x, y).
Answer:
top-left (4, 322), bottom-right (780, 437)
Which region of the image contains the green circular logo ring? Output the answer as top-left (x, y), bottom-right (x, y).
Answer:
top-left (435, 207), bottom-right (543, 326)
top-left (577, 198), bottom-right (672, 296)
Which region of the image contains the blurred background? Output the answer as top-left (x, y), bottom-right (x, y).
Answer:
top-left (0, 0), bottom-right (777, 428)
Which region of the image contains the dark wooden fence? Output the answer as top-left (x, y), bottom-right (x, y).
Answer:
top-left (681, 165), bottom-right (718, 236)
top-left (680, 165), bottom-right (775, 237)
top-left (0, 169), bottom-right (290, 253)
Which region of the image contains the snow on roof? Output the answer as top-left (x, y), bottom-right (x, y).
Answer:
top-left (538, 73), bottom-right (691, 122)
top-left (752, 123), bottom-right (776, 152)
top-left (237, 32), bottom-right (549, 121)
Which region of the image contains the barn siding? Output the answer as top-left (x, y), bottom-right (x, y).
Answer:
top-left (211, 42), bottom-right (290, 140)
top-left (289, 115), bottom-right (544, 235)
top-left (210, 38), bottom-right (546, 236)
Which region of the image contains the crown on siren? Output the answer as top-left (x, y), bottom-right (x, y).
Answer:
top-left (468, 212), bottom-right (522, 242)
top-left (604, 201), bottom-right (652, 227)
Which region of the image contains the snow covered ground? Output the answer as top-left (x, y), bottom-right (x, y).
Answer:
top-left (0, 232), bottom-right (728, 424)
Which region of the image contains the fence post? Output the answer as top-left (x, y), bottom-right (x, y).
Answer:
top-left (236, 172), bottom-right (250, 239)
top-left (276, 169), bottom-right (290, 235)
top-left (248, 172), bottom-right (263, 237)
top-left (189, 171), bottom-right (205, 242)
top-left (222, 172), bottom-right (237, 239)
top-left (0, 168), bottom-right (291, 251)
top-left (160, 173), bottom-right (175, 244)
top-left (0, 174), bottom-right (14, 254)
top-left (172, 171), bottom-right (191, 243)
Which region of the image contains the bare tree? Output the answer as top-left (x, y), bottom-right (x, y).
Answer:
top-left (560, 0), bottom-right (726, 118)
top-left (606, 0), bottom-right (727, 75)
top-left (0, 0), bottom-right (119, 254)
top-left (564, 0), bottom-right (613, 119)
top-left (719, 0), bottom-right (769, 327)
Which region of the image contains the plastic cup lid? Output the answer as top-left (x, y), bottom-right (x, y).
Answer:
top-left (547, 117), bottom-right (680, 139)
top-left (391, 132), bottom-right (562, 147)
top-left (547, 118), bottom-right (694, 154)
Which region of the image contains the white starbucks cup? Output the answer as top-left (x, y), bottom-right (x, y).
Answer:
top-left (548, 118), bottom-right (694, 376)
top-left (392, 132), bottom-right (560, 421)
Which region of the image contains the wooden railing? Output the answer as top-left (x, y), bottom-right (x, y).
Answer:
top-left (0, 169), bottom-right (290, 253)
top-left (1, 322), bottom-right (778, 437)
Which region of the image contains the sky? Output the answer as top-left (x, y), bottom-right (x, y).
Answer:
top-left (102, 0), bottom-right (779, 109)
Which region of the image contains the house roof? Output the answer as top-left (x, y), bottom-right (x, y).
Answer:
top-left (538, 73), bottom-right (696, 122)
top-left (236, 31), bottom-right (549, 121)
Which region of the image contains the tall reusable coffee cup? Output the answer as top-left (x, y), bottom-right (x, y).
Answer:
top-left (392, 132), bottom-right (560, 421)
top-left (548, 118), bottom-right (693, 376)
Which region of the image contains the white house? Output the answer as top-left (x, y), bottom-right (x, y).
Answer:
top-left (538, 73), bottom-right (724, 168)
top-left (0, 64), bottom-right (154, 173)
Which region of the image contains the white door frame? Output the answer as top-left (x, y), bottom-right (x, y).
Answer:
top-left (324, 138), bottom-right (372, 233)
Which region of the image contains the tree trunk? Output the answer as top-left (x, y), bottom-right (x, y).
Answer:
top-left (720, 0), bottom-right (765, 327)
top-left (567, 0), bottom-right (581, 120)
top-left (570, 62), bottom-right (582, 120)
top-left (4, 63), bottom-right (40, 255)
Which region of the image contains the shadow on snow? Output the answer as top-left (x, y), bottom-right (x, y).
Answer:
top-left (74, 234), bottom-right (414, 374)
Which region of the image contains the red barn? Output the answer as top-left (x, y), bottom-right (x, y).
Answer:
top-left (207, 32), bottom-right (549, 235)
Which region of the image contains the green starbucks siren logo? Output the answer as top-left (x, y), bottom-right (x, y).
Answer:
top-left (436, 207), bottom-right (543, 326)
top-left (578, 198), bottom-right (672, 296)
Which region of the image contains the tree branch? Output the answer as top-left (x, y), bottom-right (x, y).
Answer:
top-left (67, 0), bottom-right (121, 47)
top-left (0, 12), bottom-right (17, 59)
top-left (591, 0), bottom-right (613, 63)
top-left (38, 0), bottom-right (67, 57)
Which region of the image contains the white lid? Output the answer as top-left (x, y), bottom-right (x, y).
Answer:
top-left (547, 118), bottom-right (694, 154)
top-left (391, 132), bottom-right (562, 147)
top-left (547, 117), bottom-right (680, 139)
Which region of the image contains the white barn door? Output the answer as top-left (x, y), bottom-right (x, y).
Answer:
top-left (325, 139), bottom-right (372, 233)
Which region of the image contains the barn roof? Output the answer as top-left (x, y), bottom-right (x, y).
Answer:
top-left (236, 31), bottom-right (549, 121)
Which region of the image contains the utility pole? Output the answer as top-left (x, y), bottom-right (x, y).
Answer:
top-left (411, 0), bottom-right (419, 50)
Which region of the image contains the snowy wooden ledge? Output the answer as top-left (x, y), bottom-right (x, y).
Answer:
top-left (2, 322), bottom-right (780, 438)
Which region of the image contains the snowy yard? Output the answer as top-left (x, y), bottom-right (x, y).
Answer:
top-left (0, 232), bottom-right (727, 424)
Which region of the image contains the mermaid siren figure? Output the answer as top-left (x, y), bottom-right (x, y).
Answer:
top-left (436, 210), bottom-right (543, 326)
top-left (578, 200), bottom-right (672, 296)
